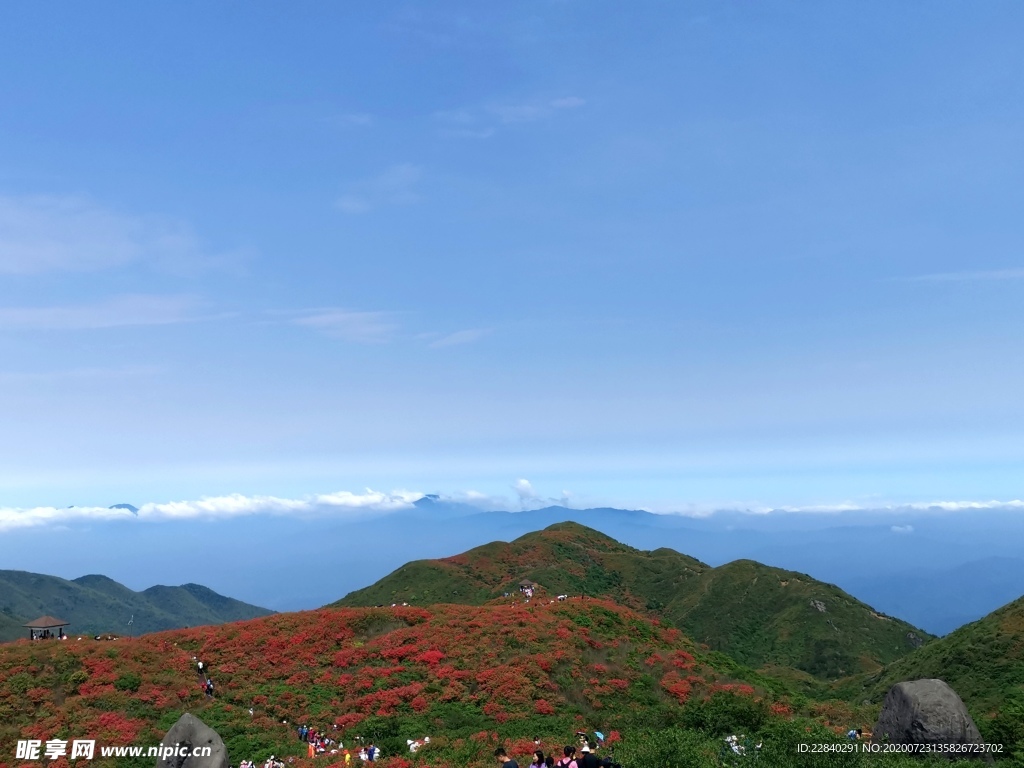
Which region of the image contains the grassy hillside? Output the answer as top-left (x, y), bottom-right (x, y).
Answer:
top-left (0, 599), bottom-right (956, 768)
top-left (835, 592), bottom-right (1024, 715)
top-left (0, 570), bottom-right (272, 642)
top-left (0, 600), bottom-right (758, 764)
top-left (335, 522), bottom-right (931, 680)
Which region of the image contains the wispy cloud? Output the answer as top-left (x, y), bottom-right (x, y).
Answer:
top-left (512, 478), bottom-right (573, 510)
top-left (904, 267), bottom-right (1024, 282)
top-left (335, 164), bottom-right (422, 214)
top-left (0, 294), bottom-right (200, 331)
top-left (434, 95), bottom-right (585, 137)
top-left (0, 489), bottom-right (422, 532)
top-left (489, 104), bottom-right (547, 124)
top-left (488, 96), bottom-right (586, 124)
top-left (3, 490), bottom-right (1024, 532)
top-left (0, 195), bottom-right (241, 275)
top-left (549, 96), bottom-right (586, 110)
top-left (293, 309), bottom-right (401, 343)
top-left (428, 328), bottom-right (490, 348)
top-left (748, 499), bottom-right (1024, 515)
top-left (329, 113), bottom-right (374, 128)
top-left (0, 364), bottom-right (162, 384)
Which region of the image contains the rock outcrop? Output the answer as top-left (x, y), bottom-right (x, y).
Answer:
top-left (156, 713), bottom-right (229, 768)
top-left (873, 679), bottom-right (993, 762)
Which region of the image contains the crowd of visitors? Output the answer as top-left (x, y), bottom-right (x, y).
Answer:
top-left (496, 732), bottom-right (617, 768)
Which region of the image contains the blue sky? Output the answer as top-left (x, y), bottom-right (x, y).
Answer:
top-left (1, 2), bottom-right (1023, 521)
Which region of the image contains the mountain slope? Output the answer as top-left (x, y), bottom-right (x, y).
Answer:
top-left (835, 591), bottom-right (1024, 715)
top-left (335, 522), bottom-right (931, 679)
top-left (0, 600), bottom-right (796, 767)
top-left (0, 570), bottom-right (272, 642)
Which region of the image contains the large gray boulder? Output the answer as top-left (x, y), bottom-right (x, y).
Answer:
top-left (873, 679), bottom-right (993, 762)
top-left (156, 713), bottom-right (229, 768)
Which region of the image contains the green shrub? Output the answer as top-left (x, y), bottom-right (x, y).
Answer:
top-left (114, 672), bottom-right (142, 692)
top-left (614, 728), bottom-right (719, 768)
top-left (681, 690), bottom-right (770, 736)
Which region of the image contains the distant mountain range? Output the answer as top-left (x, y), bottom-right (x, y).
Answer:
top-left (0, 570), bottom-right (272, 642)
top-left (3, 518), bottom-right (1024, 759)
top-left (8, 500), bottom-right (1024, 636)
top-left (335, 521), bottom-right (931, 680)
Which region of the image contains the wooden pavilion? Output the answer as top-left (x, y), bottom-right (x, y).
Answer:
top-left (24, 616), bottom-right (69, 640)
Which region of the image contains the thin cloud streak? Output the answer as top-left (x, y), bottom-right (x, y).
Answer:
top-left (293, 309), bottom-right (401, 343)
top-left (335, 163), bottom-right (422, 214)
top-left (433, 96), bottom-right (585, 136)
top-left (0, 489), bottom-right (422, 532)
top-left (429, 328), bottom-right (490, 348)
top-left (0, 294), bottom-right (200, 331)
top-left (905, 268), bottom-right (1024, 282)
top-left (1, 490), bottom-right (1024, 532)
top-left (0, 195), bottom-right (241, 275)
top-left (0, 364), bottom-right (163, 384)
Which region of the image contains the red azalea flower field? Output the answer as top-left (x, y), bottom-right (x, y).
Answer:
top-left (0, 598), bottom-right (800, 768)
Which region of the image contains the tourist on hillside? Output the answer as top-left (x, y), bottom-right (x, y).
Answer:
top-left (494, 747), bottom-right (519, 768)
top-left (577, 744), bottom-right (600, 768)
top-left (530, 749), bottom-right (545, 766)
top-left (365, 742), bottom-right (378, 761)
top-left (544, 756), bottom-right (555, 768)
top-left (555, 746), bottom-right (578, 768)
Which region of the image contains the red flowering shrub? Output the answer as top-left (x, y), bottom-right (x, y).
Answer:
top-left (534, 699), bottom-right (555, 715)
top-left (0, 598), bottom-right (782, 766)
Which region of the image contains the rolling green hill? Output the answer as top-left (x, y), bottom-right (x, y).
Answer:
top-left (0, 599), bottom-right (939, 768)
top-left (835, 592), bottom-right (1024, 715)
top-left (0, 570), bottom-right (272, 642)
top-left (334, 522), bottom-right (930, 680)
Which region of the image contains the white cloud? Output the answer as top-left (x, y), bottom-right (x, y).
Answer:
top-left (489, 104), bottom-right (547, 124)
top-left (293, 309), bottom-right (400, 343)
top-left (904, 268), bottom-right (1024, 282)
top-left (335, 196), bottom-right (372, 214)
top-left (550, 96), bottom-right (586, 109)
top-left (0, 294), bottom-right (200, 331)
top-left (432, 109), bottom-right (476, 125)
top-left (490, 97), bottom-right (585, 123)
top-left (4, 491), bottom-right (1024, 533)
top-left (439, 128), bottom-right (496, 139)
top-left (334, 164), bottom-right (422, 214)
top-left (514, 478), bottom-right (538, 502)
top-left (0, 365), bottom-right (162, 384)
top-left (330, 113), bottom-right (374, 127)
top-left (433, 96), bottom-right (585, 137)
top-left (429, 328), bottom-right (489, 348)
top-left (736, 499), bottom-right (1024, 515)
top-left (0, 195), bottom-right (238, 275)
top-left (510, 478), bottom-right (576, 510)
top-left (0, 489), bottom-right (422, 532)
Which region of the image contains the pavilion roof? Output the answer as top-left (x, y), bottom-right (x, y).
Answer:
top-left (23, 616), bottom-right (69, 629)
